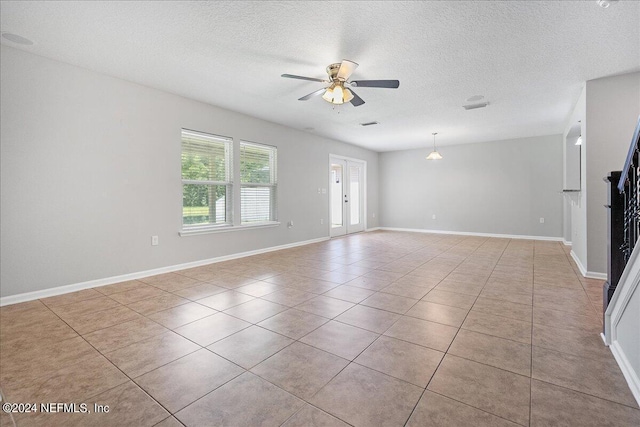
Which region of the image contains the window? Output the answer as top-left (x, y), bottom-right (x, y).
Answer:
top-left (181, 130), bottom-right (232, 228)
top-left (240, 141), bottom-right (277, 224)
top-left (180, 131), bottom-right (278, 234)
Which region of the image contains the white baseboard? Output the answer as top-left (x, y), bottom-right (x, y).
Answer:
top-left (0, 236), bottom-right (330, 307)
top-left (563, 239), bottom-right (572, 246)
top-left (378, 227), bottom-right (564, 242)
top-left (569, 250), bottom-right (606, 279)
top-left (600, 332), bottom-right (608, 346)
top-left (570, 250), bottom-right (587, 276)
top-left (366, 227), bottom-right (381, 232)
top-left (610, 340), bottom-right (640, 407)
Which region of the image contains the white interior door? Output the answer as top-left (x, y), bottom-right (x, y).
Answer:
top-left (330, 157), bottom-right (365, 237)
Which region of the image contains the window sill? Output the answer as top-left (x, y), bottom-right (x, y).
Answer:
top-left (179, 221), bottom-right (281, 236)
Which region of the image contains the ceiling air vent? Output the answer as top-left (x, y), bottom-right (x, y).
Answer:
top-left (360, 121), bottom-right (379, 126)
top-left (463, 102), bottom-right (489, 110)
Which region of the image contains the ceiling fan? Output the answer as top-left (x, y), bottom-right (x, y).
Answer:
top-left (281, 60), bottom-right (399, 107)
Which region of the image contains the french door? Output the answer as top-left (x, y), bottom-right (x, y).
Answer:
top-left (330, 156), bottom-right (365, 237)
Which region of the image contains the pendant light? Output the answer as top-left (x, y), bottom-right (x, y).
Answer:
top-left (426, 132), bottom-right (443, 160)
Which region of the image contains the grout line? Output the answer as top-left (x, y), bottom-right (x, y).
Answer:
top-left (3, 234), bottom-right (620, 426)
top-left (153, 416), bottom-right (185, 426)
top-left (529, 375), bottom-right (640, 411)
top-left (426, 389), bottom-right (530, 427)
top-left (404, 236), bottom-right (512, 425)
top-left (38, 303), bottom-right (188, 419)
top-left (45, 289), bottom-right (323, 421)
top-left (300, 236), bottom-right (482, 425)
top-left (0, 385), bottom-right (17, 427)
top-left (529, 241), bottom-right (536, 427)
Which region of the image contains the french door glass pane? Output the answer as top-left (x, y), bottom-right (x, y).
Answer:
top-left (331, 164), bottom-right (343, 227)
top-left (350, 166), bottom-right (360, 225)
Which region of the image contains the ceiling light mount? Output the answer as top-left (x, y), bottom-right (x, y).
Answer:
top-left (597, 0), bottom-right (618, 8)
top-left (426, 132), bottom-right (443, 160)
top-left (326, 63), bottom-right (343, 81)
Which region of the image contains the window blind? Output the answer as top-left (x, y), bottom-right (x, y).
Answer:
top-left (181, 130), bottom-right (232, 182)
top-left (240, 141), bottom-right (277, 223)
top-left (181, 130), bottom-right (233, 227)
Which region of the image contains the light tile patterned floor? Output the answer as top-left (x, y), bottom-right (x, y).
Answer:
top-left (1, 231), bottom-right (639, 426)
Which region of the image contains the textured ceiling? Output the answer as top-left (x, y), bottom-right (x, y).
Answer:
top-left (1, 1), bottom-right (639, 152)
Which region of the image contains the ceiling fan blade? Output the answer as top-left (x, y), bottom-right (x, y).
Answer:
top-left (349, 89), bottom-right (365, 107)
top-left (298, 88), bottom-right (326, 101)
top-left (281, 74), bottom-right (327, 83)
top-left (350, 80), bottom-right (400, 88)
top-left (337, 60), bottom-right (359, 80)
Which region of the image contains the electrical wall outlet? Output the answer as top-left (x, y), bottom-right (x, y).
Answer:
top-left (320, 218), bottom-right (324, 224)
top-left (432, 214), bottom-right (436, 220)
top-left (151, 235), bottom-right (159, 246)
top-left (540, 217), bottom-right (545, 224)
top-left (287, 220), bottom-right (294, 228)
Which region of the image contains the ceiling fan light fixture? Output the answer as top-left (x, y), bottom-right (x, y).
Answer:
top-left (282, 60), bottom-right (399, 107)
top-left (322, 84), bottom-right (336, 103)
top-left (343, 88), bottom-right (354, 103)
top-left (322, 82), bottom-right (351, 105)
top-left (333, 84), bottom-right (344, 103)
top-left (426, 132), bottom-right (443, 160)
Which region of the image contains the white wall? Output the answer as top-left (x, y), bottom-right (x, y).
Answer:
top-left (562, 123), bottom-right (581, 245)
top-left (563, 197), bottom-right (572, 245)
top-left (585, 72), bottom-right (640, 274)
top-left (378, 135), bottom-right (563, 238)
top-left (564, 88), bottom-right (587, 270)
top-left (0, 46), bottom-right (379, 298)
top-left (564, 72), bottom-right (640, 277)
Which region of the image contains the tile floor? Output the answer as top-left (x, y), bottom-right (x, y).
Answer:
top-left (1, 231), bottom-right (639, 426)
